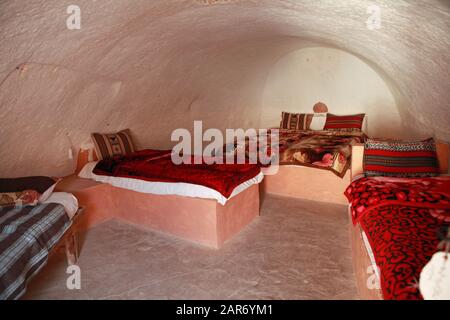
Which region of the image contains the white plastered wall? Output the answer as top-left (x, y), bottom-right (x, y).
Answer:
top-left (0, 0), bottom-right (448, 177)
top-left (261, 47), bottom-right (407, 138)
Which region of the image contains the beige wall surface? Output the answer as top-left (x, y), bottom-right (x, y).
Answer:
top-left (0, 0), bottom-right (449, 177)
top-left (261, 47), bottom-right (406, 138)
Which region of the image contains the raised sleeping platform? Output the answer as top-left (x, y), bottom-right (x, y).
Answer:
top-left (262, 166), bottom-right (350, 205)
top-left (349, 141), bottom-right (449, 300)
top-left (57, 150), bottom-right (260, 249)
top-left (261, 113), bottom-right (368, 205)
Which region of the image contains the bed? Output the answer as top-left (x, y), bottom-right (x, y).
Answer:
top-left (348, 142), bottom-right (449, 300)
top-left (66, 148), bottom-right (262, 249)
top-left (0, 193), bottom-right (81, 300)
top-left (260, 128), bottom-right (366, 204)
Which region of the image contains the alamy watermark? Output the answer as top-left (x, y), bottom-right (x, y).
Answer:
top-left (171, 121), bottom-right (280, 175)
top-left (366, 4), bottom-right (382, 30)
top-left (66, 265), bottom-right (81, 290)
top-left (67, 4), bottom-right (381, 31)
top-left (66, 5), bottom-right (81, 30)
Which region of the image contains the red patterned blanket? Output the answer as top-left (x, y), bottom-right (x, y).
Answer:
top-left (345, 176), bottom-right (450, 299)
top-left (93, 149), bottom-right (261, 198)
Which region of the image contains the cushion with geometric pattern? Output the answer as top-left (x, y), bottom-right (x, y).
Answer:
top-left (364, 138), bottom-right (440, 177)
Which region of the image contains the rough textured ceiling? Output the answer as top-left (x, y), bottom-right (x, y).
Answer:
top-left (0, 0), bottom-right (449, 177)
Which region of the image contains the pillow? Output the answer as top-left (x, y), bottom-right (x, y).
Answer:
top-left (38, 180), bottom-right (60, 202)
top-left (43, 192), bottom-right (79, 220)
top-left (0, 176), bottom-right (58, 203)
top-left (0, 190), bottom-right (40, 207)
top-left (364, 138), bottom-right (440, 177)
top-left (309, 113), bottom-right (327, 130)
top-left (91, 129), bottom-right (135, 160)
top-left (324, 113), bottom-right (365, 131)
top-left (280, 112), bottom-right (313, 130)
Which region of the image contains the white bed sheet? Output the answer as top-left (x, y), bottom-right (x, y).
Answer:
top-left (348, 205), bottom-right (380, 280)
top-left (43, 192), bottom-right (79, 220)
top-left (361, 230), bottom-right (381, 280)
top-left (78, 161), bottom-right (264, 205)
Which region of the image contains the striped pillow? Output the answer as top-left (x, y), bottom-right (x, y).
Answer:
top-left (91, 129), bottom-right (135, 160)
top-left (364, 138), bottom-right (439, 177)
top-left (324, 113), bottom-right (365, 131)
top-left (280, 112), bottom-right (313, 130)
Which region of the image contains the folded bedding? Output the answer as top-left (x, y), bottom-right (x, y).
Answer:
top-left (228, 129), bottom-right (366, 177)
top-left (0, 203), bottom-right (72, 300)
top-left (0, 176), bottom-right (59, 204)
top-left (92, 149), bottom-right (262, 199)
top-left (345, 176), bottom-right (450, 300)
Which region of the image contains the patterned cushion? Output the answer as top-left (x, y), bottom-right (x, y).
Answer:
top-left (324, 113), bottom-right (365, 131)
top-left (0, 190), bottom-right (40, 207)
top-left (91, 129), bottom-right (135, 160)
top-left (280, 112), bottom-right (313, 130)
top-left (364, 138), bottom-right (440, 177)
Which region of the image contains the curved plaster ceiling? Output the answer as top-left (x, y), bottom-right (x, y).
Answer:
top-left (0, 0), bottom-right (449, 177)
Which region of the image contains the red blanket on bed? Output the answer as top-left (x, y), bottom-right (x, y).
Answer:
top-left (345, 176), bottom-right (450, 300)
top-left (93, 149), bottom-right (261, 199)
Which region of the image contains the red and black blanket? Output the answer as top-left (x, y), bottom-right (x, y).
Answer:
top-left (93, 149), bottom-right (261, 198)
top-left (345, 176), bottom-right (450, 300)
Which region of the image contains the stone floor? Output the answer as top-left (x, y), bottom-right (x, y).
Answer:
top-left (24, 194), bottom-right (358, 300)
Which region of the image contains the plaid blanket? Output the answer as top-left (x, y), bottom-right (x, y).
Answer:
top-left (0, 203), bottom-right (71, 300)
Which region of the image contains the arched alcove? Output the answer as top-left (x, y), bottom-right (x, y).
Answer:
top-left (260, 47), bottom-right (408, 138)
top-left (0, 1), bottom-right (449, 177)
